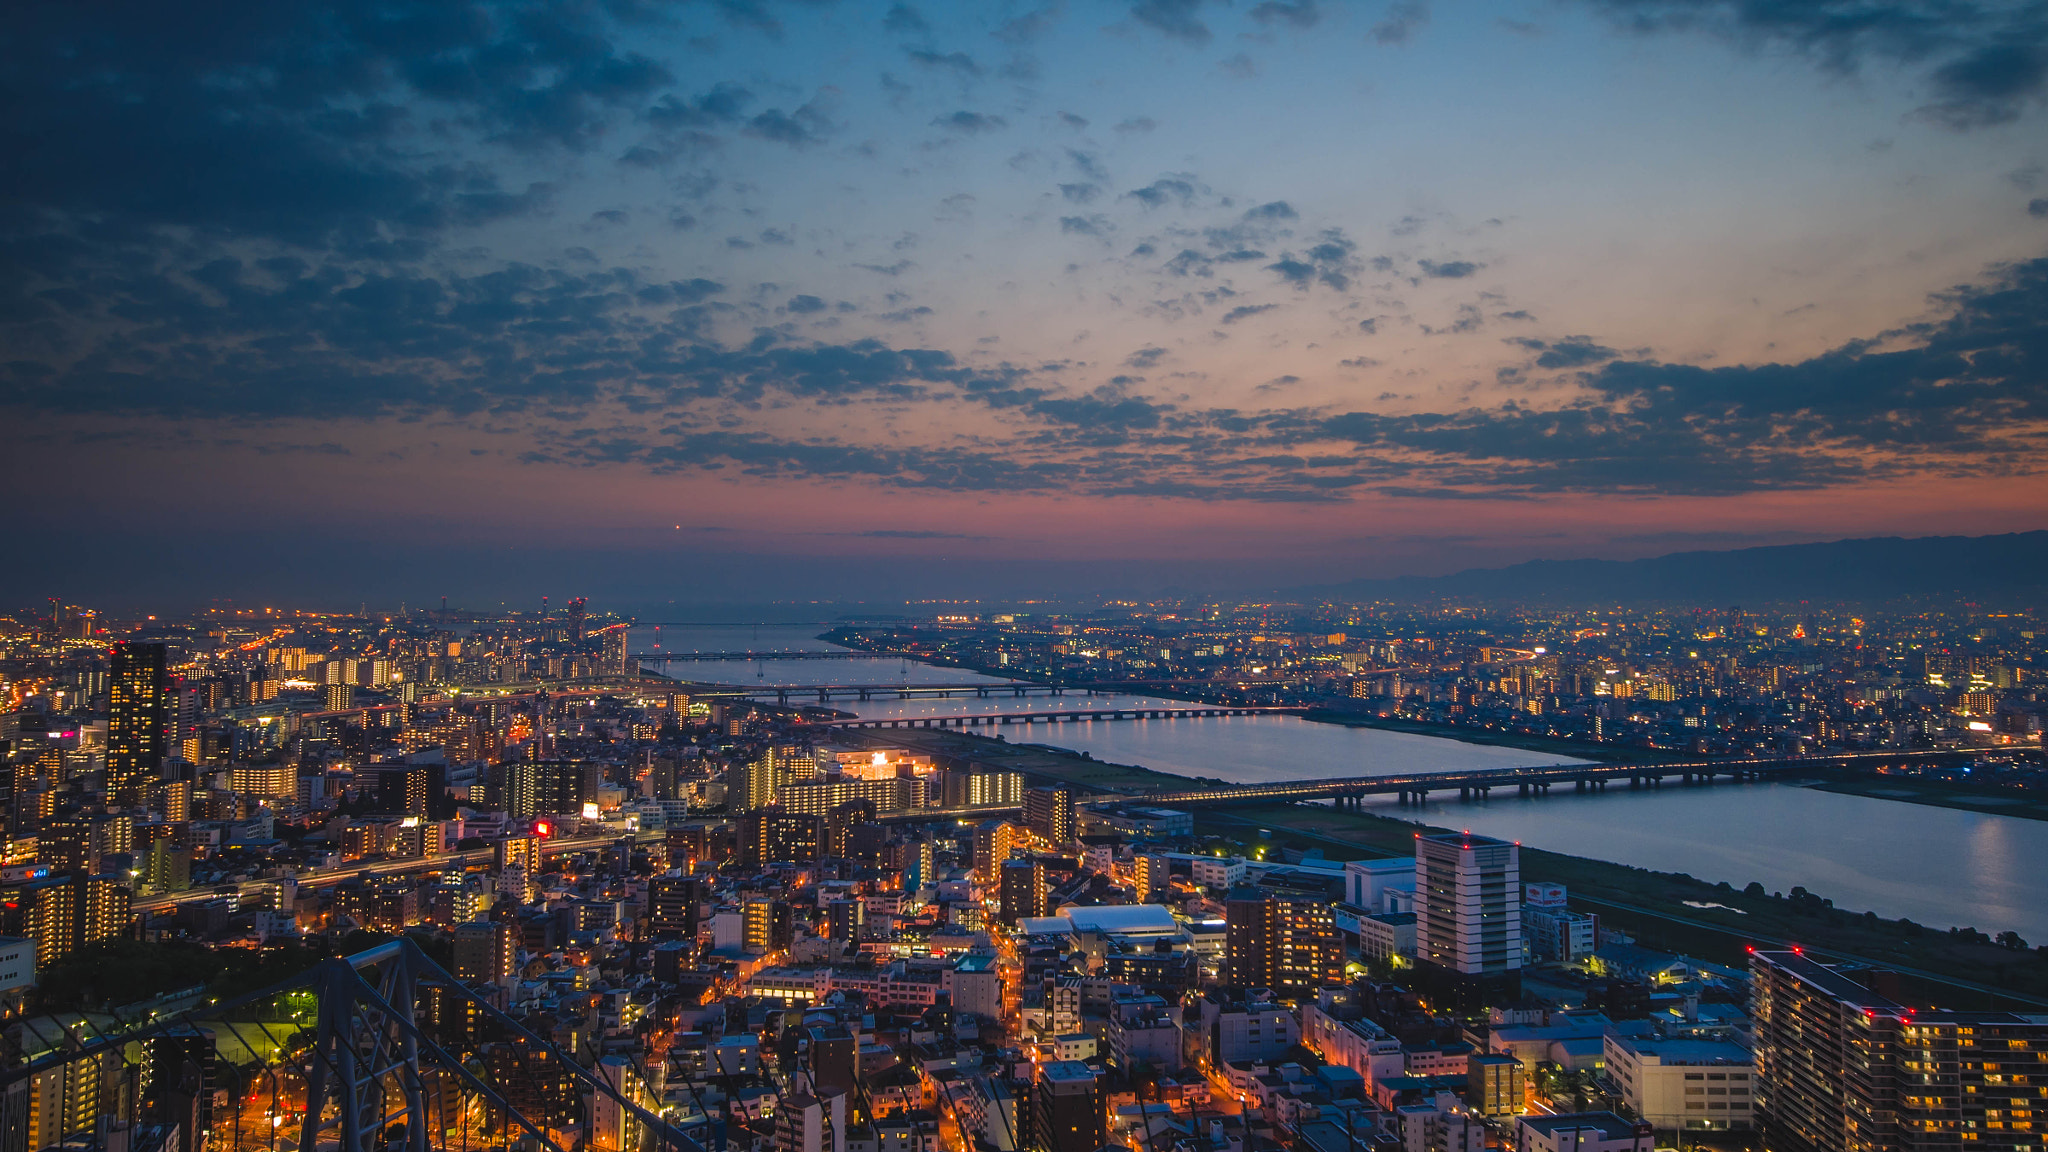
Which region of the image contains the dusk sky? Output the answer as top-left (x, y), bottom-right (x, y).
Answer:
top-left (6, 0), bottom-right (2048, 607)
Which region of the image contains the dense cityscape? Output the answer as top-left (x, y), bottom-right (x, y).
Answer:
top-left (8, 0), bottom-right (2048, 1150)
top-left (1, 594), bottom-right (2044, 1152)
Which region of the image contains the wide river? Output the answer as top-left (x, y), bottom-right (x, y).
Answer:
top-left (630, 625), bottom-right (2048, 939)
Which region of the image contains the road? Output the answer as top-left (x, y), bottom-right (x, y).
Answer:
top-left (134, 830), bottom-right (664, 913)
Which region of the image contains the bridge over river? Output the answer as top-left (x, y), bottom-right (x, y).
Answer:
top-left (821, 705), bottom-right (1305, 729)
top-left (1086, 748), bottom-right (1975, 808)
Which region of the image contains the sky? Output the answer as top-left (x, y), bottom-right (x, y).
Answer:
top-left (4, 0), bottom-right (2048, 608)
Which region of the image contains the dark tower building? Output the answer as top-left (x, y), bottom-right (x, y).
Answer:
top-left (107, 642), bottom-right (170, 807)
top-left (999, 857), bottom-right (1049, 926)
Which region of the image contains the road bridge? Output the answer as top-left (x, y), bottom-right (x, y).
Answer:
top-left (823, 705), bottom-right (1305, 729)
top-left (1093, 748), bottom-right (1975, 808)
top-left (632, 649), bottom-right (902, 662)
top-left (702, 681), bottom-right (1079, 704)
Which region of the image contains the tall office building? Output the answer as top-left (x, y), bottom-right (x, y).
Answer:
top-left (1022, 786), bottom-right (1075, 846)
top-left (107, 642), bottom-right (170, 807)
top-left (1752, 949), bottom-right (2048, 1152)
top-left (998, 857), bottom-right (1049, 926)
top-left (1223, 888), bottom-right (1342, 992)
top-left (1416, 832), bottom-right (1521, 976)
top-left (649, 874), bottom-right (702, 937)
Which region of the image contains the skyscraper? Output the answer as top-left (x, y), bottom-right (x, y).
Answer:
top-left (1223, 888), bottom-right (1342, 992)
top-left (107, 642), bottom-right (169, 807)
top-left (1416, 832), bottom-right (1521, 976)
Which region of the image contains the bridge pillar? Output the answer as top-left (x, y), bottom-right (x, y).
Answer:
top-left (1460, 787), bottom-right (1470, 800)
top-left (1519, 783), bottom-right (1528, 796)
top-left (1414, 789), bottom-right (1426, 804)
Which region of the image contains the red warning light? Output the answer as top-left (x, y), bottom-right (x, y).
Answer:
top-left (1792, 945), bottom-right (1803, 955)
top-left (1745, 945), bottom-right (1755, 954)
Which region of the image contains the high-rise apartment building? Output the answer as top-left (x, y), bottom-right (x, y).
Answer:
top-left (999, 857), bottom-right (1049, 926)
top-left (728, 745), bottom-right (817, 811)
top-left (378, 763), bottom-right (450, 819)
top-left (1416, 832), bottom-right (1521, 975)
top-left (12, 873), bottom-right (130, 966)
top-left (452, 919), bottom-right (519, 984)
top-left (503, 760), bottom-right (599, 818)
top-left (942, 769), bottom-right (1024, 809)
top-left (741, 899), bottom-right (792, 954)
top-left (1224, 888), bottom-right (1342, 992)
top-left (972, 820), bottom-right (1018, 880)
top-left (1751, 949), bottom-right (2048, 1152)
top-left (736, 810), bottom-right (822, 868)
top-left (107, 642), bottom-right (170, 806)
top-left (1023, 786), bottom-right (1075, 846)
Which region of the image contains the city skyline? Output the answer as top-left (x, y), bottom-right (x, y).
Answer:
top-left (4, 0), bottom-right (2048, 605)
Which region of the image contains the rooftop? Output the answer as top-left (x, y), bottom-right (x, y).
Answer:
top-left (1519, 1112), bottom-right (1644, 1140)
top-left (1062, 903), bottom-right (1180, 936)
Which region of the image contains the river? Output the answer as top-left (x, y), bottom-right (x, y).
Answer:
top-left (629, 626), bottom-right (2048, 939)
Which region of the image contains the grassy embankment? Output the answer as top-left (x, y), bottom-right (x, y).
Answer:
top-left (1808, 778), bottom-right (2048, 823)
top-left (1200, 802), bottom-right (2048, 1008)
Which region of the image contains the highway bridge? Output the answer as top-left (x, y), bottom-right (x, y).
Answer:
top-left (132, 829), bottom-right (664, 914)
top-left (704, 681), bottom-right (1080, 703)
top-left (823, 705), bottom-right (1305, 729)
top-left (1089, 748), bottom-right (1975, 808)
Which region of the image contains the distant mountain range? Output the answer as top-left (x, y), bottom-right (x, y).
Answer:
top-left (1298, 531), bottom-right (2048, 606)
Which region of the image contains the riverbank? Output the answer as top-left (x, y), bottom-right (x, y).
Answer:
top-left (1198, 803), bottom-right (2048, 1007)
top-left (1809, 777), bottom-right (2048, 823)
top-left (1300, 706), bottom-right (1642, 764)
